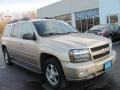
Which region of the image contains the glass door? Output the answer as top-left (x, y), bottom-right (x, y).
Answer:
top-left (75, 9), bottom-right (99, 33)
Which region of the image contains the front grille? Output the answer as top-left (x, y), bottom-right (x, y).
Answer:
top-left (90, 44), bottom-right (110, 61)
top-left (93, 51), bottom-right (110, 60)
top-left (91, 44), bottom-right (109, 52)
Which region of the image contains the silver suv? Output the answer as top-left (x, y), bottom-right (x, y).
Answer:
top-left (1, 19), bottom-right (116, 89)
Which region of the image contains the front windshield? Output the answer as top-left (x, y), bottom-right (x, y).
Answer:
top-left (33, 20), bottom-right (78, 36)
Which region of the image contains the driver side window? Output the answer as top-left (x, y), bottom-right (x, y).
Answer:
top-left (20, 22), bottom-right (34, 39)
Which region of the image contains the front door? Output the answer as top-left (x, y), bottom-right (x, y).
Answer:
top-left (18, 22), bottom-right (39, 66)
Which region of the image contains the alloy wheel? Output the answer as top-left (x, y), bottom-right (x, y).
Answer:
top-left (46, 64), bottom-right (59, 86)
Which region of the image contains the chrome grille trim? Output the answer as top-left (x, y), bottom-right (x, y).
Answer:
top-left (91, 44), bottom-right (109, 52)
top-left (90, 44), bottom-right (110, 61)
top-left (92, 47), bottom-right (110, 56)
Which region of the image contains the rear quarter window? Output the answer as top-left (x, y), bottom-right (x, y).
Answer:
top-left (3, 24), bottom-right (12, 37)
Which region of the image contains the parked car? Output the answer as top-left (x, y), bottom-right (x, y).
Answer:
top-left (86, 24), bottom-right (120, 41)
top-left (1, 19), bottom-right (116, 89)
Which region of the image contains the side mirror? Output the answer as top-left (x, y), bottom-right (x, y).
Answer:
top-left (23, 33), bottom-right (36, 40)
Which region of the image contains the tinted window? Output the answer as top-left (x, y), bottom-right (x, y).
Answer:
top-left (88, 30), bottom-right (102, 33)
top-left (3, 25), bottom-right (12, 37)
top-left (108, 24), bottom-right (119, 31)
top-left (20, 22), bottom-right (34, 38)
top-left (90, 25), bottom-right (105, 30)
top-left (11, 23), bottom-right (21, 38)
top-left (33, 20), bottom-right (77, 36)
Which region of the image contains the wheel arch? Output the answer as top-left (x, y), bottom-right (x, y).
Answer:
top-left (40, 53), bottom-right (68, 88)
top-left (40, 53), bottom-right (61, 70)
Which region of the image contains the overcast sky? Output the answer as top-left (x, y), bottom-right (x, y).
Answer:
top-left (0, 0), bottom-right (61, 13)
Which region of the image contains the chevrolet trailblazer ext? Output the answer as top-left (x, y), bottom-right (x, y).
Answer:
top-left (1, 19), bottom-right (116, 89)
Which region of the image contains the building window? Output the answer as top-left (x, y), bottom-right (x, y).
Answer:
top-left (54, 14), bottom-right (72, 25)
top-left (107, 15), bottom-right (118, 24)
top-left (75, 8), bottom-right (99, 32)
top-left (94, 17), bottom-right (100, 25)
top-left (110, 15), bottom-right (118, 24)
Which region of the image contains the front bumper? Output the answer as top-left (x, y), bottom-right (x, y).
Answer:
top-left (61, 50), bottom-right (116, 81)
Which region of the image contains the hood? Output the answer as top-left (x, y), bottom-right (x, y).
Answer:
top-left (44, 33), bottom-right (111, 49)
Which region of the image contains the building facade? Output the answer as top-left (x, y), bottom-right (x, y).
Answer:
top-left (37, 0), bottom-right (120, 32)
top-left (99, 0), bottom-right (120, 25)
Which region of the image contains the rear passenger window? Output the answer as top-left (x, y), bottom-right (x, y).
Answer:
top-left (3, 25), bottom-right (12, 37)
top-left (10, 23), bottom-right (21, 38)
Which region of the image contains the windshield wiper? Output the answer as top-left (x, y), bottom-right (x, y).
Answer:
top-left (44, 33), bottom-right (68, 36)
top-left (66, 32), bottom-right (78, 34)
top-left (43, 32), bottom-right (78, 36)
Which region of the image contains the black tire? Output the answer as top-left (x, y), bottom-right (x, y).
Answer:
top-left (3, 48), bottom-right (12, 65)
top-left (43, 58), bottom-right (67, 89)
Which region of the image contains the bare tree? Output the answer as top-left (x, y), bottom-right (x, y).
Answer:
top-left (22, 10), bottom-right (37, 19)
top-left (0, 10), bottom-right (37, 34)
top-left (0, 12), bottom-right (3, 19)
top-left (0, 12), bottom-right (12, 34)
top-left (0, 21), bottom-right (6, 34)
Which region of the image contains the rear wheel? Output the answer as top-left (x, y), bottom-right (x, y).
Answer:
top-left (3, 48), bottom-right (12, 65)
top-left (43, 58), bottom-right (67, 89)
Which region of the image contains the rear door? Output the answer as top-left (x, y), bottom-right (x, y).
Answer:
top-left (7, 23), bottom-right (22, 58)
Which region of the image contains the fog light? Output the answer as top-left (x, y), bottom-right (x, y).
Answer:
top-left (79, 70), bottom-right (88, 78)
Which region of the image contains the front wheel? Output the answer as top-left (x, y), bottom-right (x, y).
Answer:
top-left (3, 48), bottom-right (12, 65)
top-left (43, 58), bottom-right (67, 89)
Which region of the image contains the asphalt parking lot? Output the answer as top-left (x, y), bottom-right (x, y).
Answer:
top-left (0, 42), bottom-right (120, 90)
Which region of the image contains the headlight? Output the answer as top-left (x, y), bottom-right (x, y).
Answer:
top-left (68, 49), bottom-right (91, 63)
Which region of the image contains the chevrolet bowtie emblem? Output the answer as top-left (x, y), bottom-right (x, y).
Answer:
top-left (101, 48), bottom-right (106, 54)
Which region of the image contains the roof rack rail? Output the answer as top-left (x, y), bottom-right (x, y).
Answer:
top-left (8, 18), bottom-right (31, 24)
